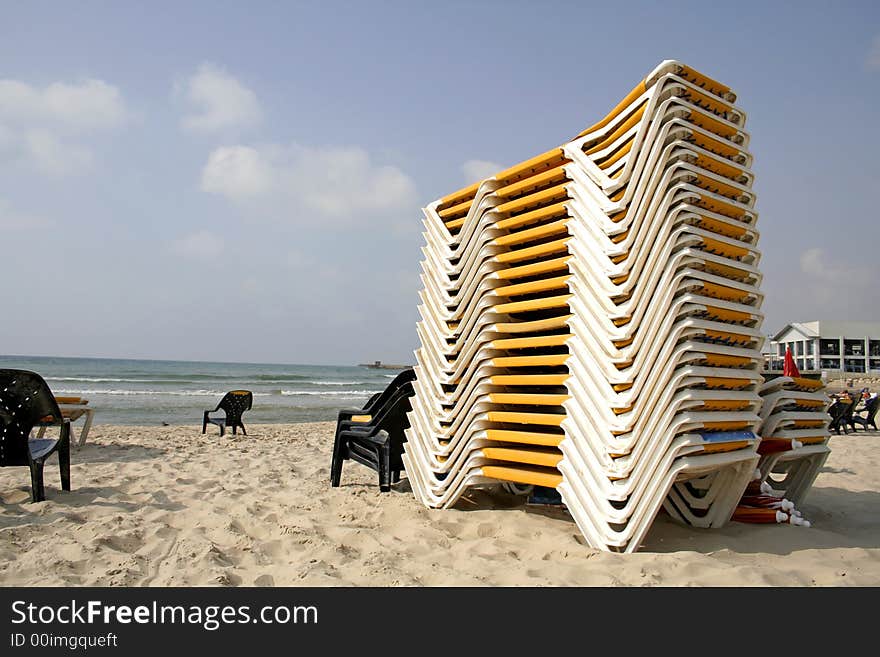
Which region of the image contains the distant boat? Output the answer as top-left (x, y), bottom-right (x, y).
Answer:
top-left (357, 360), bottom-right (410, 370)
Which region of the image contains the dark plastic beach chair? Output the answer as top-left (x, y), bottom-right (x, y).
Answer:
top-left (334, 368), bottom-right (416, 438)
top-left (202, 390), bottom-right (253, 437)
top-left (840, 393), bottom-right (862, 434)
top-left (331, 379), bottom-right (415, 492)
top-left (827, 400), bottom-right (848, 435)
top-left (0, 369), bottom-right (71, 502)
top-left (829, 394), bottom-right (861, 435)
top-left (852, 397), bottom-right (879, 431)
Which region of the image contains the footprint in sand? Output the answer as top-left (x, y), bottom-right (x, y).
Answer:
top-left (150, 491), bottom-right (173, 505)
top-left (476, 522), bottom-right (499, 539)
top-left (94, 532), bottom-right (144, 554)
top-left (1, 489), bottom-right (32, 504)
top-left (213, 570), bottom-right (242, 586)
top-left (226, 519), bottom-right (247, 535)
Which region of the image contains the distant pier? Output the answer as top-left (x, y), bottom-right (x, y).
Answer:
top-left (358, 360), bottom-right (411, 370)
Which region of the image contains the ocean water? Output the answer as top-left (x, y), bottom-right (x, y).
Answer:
top-left (0, 355), bottom-right (406, 426)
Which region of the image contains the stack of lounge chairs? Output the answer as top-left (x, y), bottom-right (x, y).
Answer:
top-left (747, 375), bottom-right (831, 514)
top-left (402, 60), bottom-right (776, 552)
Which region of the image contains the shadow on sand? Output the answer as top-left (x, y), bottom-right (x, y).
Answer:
top-left (444, 482), bottom-right (880, 555)
top-left (0, 484), bottom-right (186, 531)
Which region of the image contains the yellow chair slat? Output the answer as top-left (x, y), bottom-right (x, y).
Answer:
top-left (494, 275), bottom-right (571, 298)
top-left (487, 410), bottom-right (566, 426)
top-left (488, 393), bottom-right (570, 406)
top-left (482, 464), bottom-right (563, 489)
top-left (489, 374), bottom-right (570, 386)
top-left (494, 294), bottom-right (572, 315)
top-left (490, 334), bottom-right (572, 350)
top-left (482, 446), bottom-right (564, 468)
top-left (492, 354), bottom-right (569, 368)
top-left (485, 429), bottom-right (564, 447)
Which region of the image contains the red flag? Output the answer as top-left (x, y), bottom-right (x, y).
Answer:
top-left (783, 346), bottom-right (800, 377)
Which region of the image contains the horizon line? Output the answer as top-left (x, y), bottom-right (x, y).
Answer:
top-left (0, 353), bottom-right (412, 369)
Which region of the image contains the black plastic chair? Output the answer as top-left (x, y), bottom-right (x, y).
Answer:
top-left (331, 380), bottom-right (415, 492)
top-left (852, 397), bottom-right (879, 431)
top-left (202, 390), bottom-right (253, 437)
top-left (334, 368), bottom-right (416, 440)
top-left (829, 394), bottom-right (861, 435)
top-left (840, 394), bottom-right (862, 434)
top-left (0, 369), bottom-right (71, 502)
top-left (827, 400), bottom-right (848, 435)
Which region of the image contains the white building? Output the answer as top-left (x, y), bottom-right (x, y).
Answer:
top-left (768, 321), bottom-right (880, 374)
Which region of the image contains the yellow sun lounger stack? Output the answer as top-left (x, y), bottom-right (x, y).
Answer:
top-left (754, 375), bottom-right (832, 505)
top-left (403, 60), bottom-right (766, 552)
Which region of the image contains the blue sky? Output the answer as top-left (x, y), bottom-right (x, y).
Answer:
top-left (1, 1), bottom-right (878, 365)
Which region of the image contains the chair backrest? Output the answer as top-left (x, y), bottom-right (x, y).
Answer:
top-left (0, 369), bottom-right (62, 466)
top-left (371, 382), bottom-right (415, 437)
top-left (843, 393), bottom-right (861, 420)
top-left (828, 400), bottom-right (845, 418)
top-left (218, 390), bottom-right (253, 422)
top-left (365, 368), bottom-right (416, 413)
top-left (864, 396), bottom-right (880, 422)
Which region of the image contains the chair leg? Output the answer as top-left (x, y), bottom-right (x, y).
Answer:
top-left (379, 444), bottom-right (391, 492)
top-left (392, 470), bottom-right (401, 484)
top-left (78, 409), bottom-right (94, 447)
top-left (232, 425), bottom-right (237, 435)
top-left (29, 460), bottom-right (45, 503)
top-left (59, 425), bottom-right (71, 492)
top-left (219, 422), bottom-right (225, 438)
top-left (330, 432), bottom-right (347, 487)
top-left (240, 423), bottom-right (247, 436)
top-left (202, 412), bottom-right (209, 434)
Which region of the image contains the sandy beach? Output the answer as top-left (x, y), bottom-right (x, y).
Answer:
top-left (1, 422), bottom-right (878, 587)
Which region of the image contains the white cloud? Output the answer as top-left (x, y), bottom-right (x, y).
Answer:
top-left (0, 123), bottom-right (14, 149)
top-left (0, 78), bottom-right (129, 131)
top-left (201, 146), bottom-right (273, 198)
top-left (169, 230), bottom-right (225, 259)
top-left (800, 247), bottom-right (874, 282)
top-left (462, 159), bottom-right (503, 184)
top-left (0, 197), bottom-right (50, 230)
top-left (200, 142), bottom-right (418, 221)
top-left (23, 130), bottom-right (93, 176)
top-left (798, 247), bottom-right (879, 310)
top-left (867, 34), bottom-right (880, 71)
top-left (180, 64), bottom-right (262, 133)
top-left (0, 77), bottom-right (129, 176)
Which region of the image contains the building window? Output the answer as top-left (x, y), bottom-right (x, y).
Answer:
top-left (797, 358), bottom-right (805, 370)
top-left (777, 343), bottom-right (785, 357)
top-left (844, 358), bottom-right (866, 373)
top-left (819, 339), bottom-right (840, 356)
top-left (870, 340), bottom-right (880, 357)
top-left (820, 358), bottom-right (841, 370)
top-left (796, 342), bottom-right (804, 356)
top-left (844, 339), bottom-right (865, 356)
top-left (870, 358), bottom-right (880, 371)
top-left (806, 341), bottom-right (814, 355)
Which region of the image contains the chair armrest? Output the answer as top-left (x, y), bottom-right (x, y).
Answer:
top-left (340, 427), bottom-right (388, 445)
top-left (337, 408), bottom-right (372, 423)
